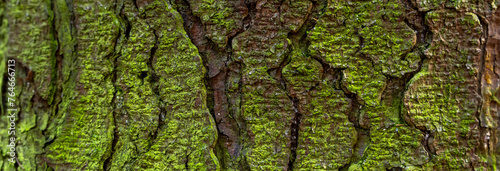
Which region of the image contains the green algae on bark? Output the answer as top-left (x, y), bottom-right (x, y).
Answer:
top-left (1, 0), bottom-right (500, 170)
top-left (1, 0), bottom-right (57, 170)
top-left (189, 0), bottom-right (248, 49)
top-left (106, 0), bottom-right (160, 169)
top-left (404, 10), bottom-right (484, 170)
top-left (128, 0), bottom-right (219, 170)
top-left (44, 0), bottom-right (119, 169)
top-left (229, 0), bottom-right (302, 169)
top-left (283, 48), bottom-right (357, 170)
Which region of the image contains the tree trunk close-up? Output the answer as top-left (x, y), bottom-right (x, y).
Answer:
top-left (0, 0), bottom-right (499, 170)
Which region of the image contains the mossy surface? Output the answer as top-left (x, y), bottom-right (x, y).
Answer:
top-left (123, 0), bottom-right (219, 170)
top-left (1, 0), bottom-right (58, 170)
top-left (43, 0), bottom-right (119, 169)
top-left (403, 10), bottom-right (484, 170)
top-left (189, 0), bottom-right (247, 49)
top-left (1, 0), bottom-right (499, 170)
top-left (295, 83), bottom-right (358, 170)
top-left (106, 0), bottom-right (160, 169)
top-left (231, 0), bottom-right (294, 168)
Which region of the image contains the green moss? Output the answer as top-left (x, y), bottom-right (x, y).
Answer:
top-left (0, 0), bottom-right (60, 170)
top-left (282, 49), bottom-right (322, 98)
top-left (342, 57), bottom-right (387, 107)
top-left (0, 0), bottom-right (6, 118)
top-left (358, 125), bottom-right (428, 170)
top-left (280, 0), bottom-right (312, 33)
top-left (124, 0), bottom-right (219, 170)
top-left (281, 44), bottom-right (358, 169)
top-left (5, 0), bottom-right (56, 101)
top-left (189, 0), bottom-right (247, 48)
top-left (415, 0), bottom-right (492, 14)
top-left (43, 0), bottom-right (120, 169)
top-left (308, 0), bottom-right (359, 68)
top-left (308, 2), bottom-right (430, 169)
top-left (229, 0), bottom-right (301, 169)
top-left (1, 0), bottom-right (497, 170)
top-left (403, 10), bottom-right (484, 170)
top-left (104, 0), bottom-right (161, 169)
top-left (359, 0), bottom-right (420, 77)
top-left (308, 0), bottom-right (422, 106)
top-left (294, 83), bottom-right (357, 170)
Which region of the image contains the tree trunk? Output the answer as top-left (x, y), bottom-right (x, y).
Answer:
top-left (0, 0), bottom-right (499, 170)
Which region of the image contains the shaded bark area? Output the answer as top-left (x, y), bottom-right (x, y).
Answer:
top-left (1, 0), bottom-right (499, 170)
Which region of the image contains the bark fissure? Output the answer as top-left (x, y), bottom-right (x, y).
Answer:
top-left (143, 27), bottom-right (162, 155)
top-left (400, 1), bottom-right (434, 158)
top-left (477, 13), bottom-right (489, 106)
top-left (286, 95), bottom-right (301, 171)
top-left (102, 21), bottom-right (122, 171)
top-left (102, 0), bottom-right (123, 166)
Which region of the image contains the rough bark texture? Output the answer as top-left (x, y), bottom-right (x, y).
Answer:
top-left (0, 0), bottom-right (499, 170)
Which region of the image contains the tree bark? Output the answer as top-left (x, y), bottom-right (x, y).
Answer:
top-left (0, 0), bottom-right (499, 170)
